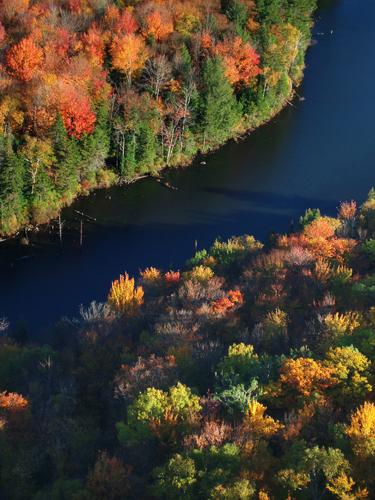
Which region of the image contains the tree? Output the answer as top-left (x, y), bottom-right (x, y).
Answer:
top-left (137, 122), bottom-right (158, 172)
top-left (78, 102), bottom-right (110, 184)
top-left (0, 0), bottom-right (30, 23)
top-left (116, 383), bottom-right (201, 445)
top-left (114, 354), bottom-right (177, 401)
top-left (115, 8), bottom-right (138, 35)
top-left (87, 452), bottom-right (130, 500)
top-left (108, 273), bottom-right (144, 315)
top-left (200, 57), bottom-right (241, 148)
top-left (51, 114), bottom-right (80, 199)
top-left (152, 454), bottom-right (197, 499)
top-left (20, 135), bottom-right (54, 195)
top-left (6, 37), bottom-right (43, 82)
top-left (82, 25), bottom-right (105, 67)
top-left (110, 34), bottom-right (148, 86)
top-left (224, 0), bottom-right (251, 36)
top-left (237, 400), bottom-right (283, 446)
top-left (0, 22), bottom-right (5, 45)
top-left (0, 134), bottom-right (26, 235)
top-left (325, 346), bottom-right (372, 407)
top-left (302, 446), bottom-right (351, 500)
top-left (144, 55), bottom-right (172, 100)
top-left (214, 36), bottom-right (261, 87)
top-left (278, 357), bottom-right (334, 405)
top-left (144, 11), bottom-right (174, 42)
top-left (20, 134), bottom-right (61, 223)
top-left (59, 89), bottom-right (96, 139)
top-left (346, 402), bottom-right (375, 458)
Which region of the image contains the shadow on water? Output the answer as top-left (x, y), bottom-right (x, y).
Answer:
top-left (0, 0), bottom-right (374, 333)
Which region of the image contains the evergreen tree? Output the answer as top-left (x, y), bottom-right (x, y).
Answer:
top-left (256, 0), bottom-right (284, 25)
top-left (122, 133), bottom-right (137, 178)
top-left (80, 103), bottom-right (111, 185)
top-left (200, 57), bottom-right (241, 148)
top-left (0, 134), bottom-right (27, 235)
top-left (224, 0), bottom-right (250, 38)
top-left (137, 122), bottom-right (157, 173)
top-left (51, 114), bottom-right (80, 200)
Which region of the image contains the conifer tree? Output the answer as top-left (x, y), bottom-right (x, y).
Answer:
top-left (200, 57), bottom-right (241, 148)
top-left (79, 103), bottom-right (110, 184)
top-left (137, 122), bottom-right (157, 173)
top-left (0, 134), bottom-right (26, 235)
top-left (51, 114), bottom-right (80, 200)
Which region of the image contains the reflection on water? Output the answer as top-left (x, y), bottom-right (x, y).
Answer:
top-left (0, 0), bottom-right (374, 332)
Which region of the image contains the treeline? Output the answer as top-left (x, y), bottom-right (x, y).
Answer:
top-left (0, 0), bottom-right (316, 236)
top-left (1, 190), bottom-right (375, 498)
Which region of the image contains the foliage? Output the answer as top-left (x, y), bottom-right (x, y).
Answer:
top-left (0, 0), bottom-right (317, 236)
top-left (108, 272), bottom-right (144, 315)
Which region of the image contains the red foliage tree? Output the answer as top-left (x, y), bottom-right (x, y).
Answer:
top-left (59, 88), bottom-right (96, 139)
top-left (115, 8), bottom-right (138, 35)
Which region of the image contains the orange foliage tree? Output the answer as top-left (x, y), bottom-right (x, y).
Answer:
top-left (214, 36), bottom-right (260, 87)
top-left (0, 391), bottom-right (28, 411)
top-left (0, 22), bottom-right (5, 44)
top-left (144, 10), bottom-right (173, 41)
top-left (82, 25), bottom-right (105, 67)
top-left (0, 0), bottom-right (30, 22)
top-left (278, 358), bottom-right (335, 404)
top-left (6, 37), bottom-right (43, 82)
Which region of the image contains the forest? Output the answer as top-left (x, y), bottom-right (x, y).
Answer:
top-left (0, 189), bottom-right (375, 499)
top-left (0, 0), bottom-right (316, 236)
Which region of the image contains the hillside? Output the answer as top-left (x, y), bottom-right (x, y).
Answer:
top-left (0, 190), bottom-right (375, 498)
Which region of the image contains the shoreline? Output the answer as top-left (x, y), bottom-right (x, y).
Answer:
top-left (3, 81), bottom-right (304, 244)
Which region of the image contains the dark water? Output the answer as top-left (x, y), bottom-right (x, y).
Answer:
top-left (1, 0), bottom-right (374, 333)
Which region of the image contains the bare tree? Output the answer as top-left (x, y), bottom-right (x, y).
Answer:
top-left (162, 103), bottom-right (185, 165)
top-left (144, 54), bottom-right (171, 100)
top-left (0, 318), bottom-right (9, 334)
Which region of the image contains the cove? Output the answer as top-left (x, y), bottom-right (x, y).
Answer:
top-left (0, 0), bottom-right (373, 333)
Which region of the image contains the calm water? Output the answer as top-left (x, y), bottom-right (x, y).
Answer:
top-left (1, 0), bottom-right (374, 333)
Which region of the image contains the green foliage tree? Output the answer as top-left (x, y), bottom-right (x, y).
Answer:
top-left (0, 133), bottom-right (26, 235)
top-left (51, 114), bottom-right (80, 200)
top-left (200, 57), bottom-right (241, 149)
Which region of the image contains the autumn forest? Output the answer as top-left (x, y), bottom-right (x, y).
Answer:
top-left (2, 0), bottom-right (375, 499)
top-left (2, 189), bottom-right (375, 498)
top-left (0, 0), bottom-right (316, 236)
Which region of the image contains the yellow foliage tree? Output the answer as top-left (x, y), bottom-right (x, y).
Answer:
top-left (323, 312), bottom-right (361, 340)
top-left (237, 401), bottom-right (283, 456)
top-left (108, 272), bottom-right (144, 315)
top-left (345, 402), bottom-right (375, 458)
top-left (183, 265), bottom-right (214, 284)
top-left (110, 34), bottom-right (148, 86)
top-left (327, 473), bottom-right (368, 499)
